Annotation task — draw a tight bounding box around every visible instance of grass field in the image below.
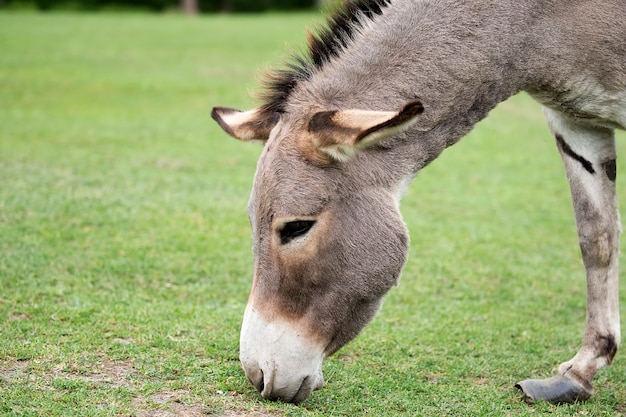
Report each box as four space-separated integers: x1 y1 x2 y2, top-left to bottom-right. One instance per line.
1 11 626 417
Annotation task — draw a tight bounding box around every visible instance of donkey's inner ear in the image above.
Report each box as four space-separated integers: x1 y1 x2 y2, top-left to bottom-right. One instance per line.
308 99 424 162
211 107 279 142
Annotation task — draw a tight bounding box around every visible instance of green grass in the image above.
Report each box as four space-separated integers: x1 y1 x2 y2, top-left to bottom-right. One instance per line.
1 11 626 417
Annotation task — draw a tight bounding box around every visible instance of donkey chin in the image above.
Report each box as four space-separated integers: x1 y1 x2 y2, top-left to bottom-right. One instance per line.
239 303 325 403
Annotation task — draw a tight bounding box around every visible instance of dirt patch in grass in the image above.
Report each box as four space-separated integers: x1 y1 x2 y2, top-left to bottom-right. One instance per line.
132 390 285 417
217 410 284 417
1 357 136 389
53 360 211 415
132 390 207 417
0 359 31 382
75 358 135 389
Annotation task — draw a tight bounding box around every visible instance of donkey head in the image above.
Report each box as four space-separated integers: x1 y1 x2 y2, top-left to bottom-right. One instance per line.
212 100 423 403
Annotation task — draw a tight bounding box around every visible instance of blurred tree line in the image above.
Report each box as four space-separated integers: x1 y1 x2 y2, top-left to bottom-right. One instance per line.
1 0 330 12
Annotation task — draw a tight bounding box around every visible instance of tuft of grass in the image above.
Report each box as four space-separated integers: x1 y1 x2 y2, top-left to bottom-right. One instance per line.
1 11 626 417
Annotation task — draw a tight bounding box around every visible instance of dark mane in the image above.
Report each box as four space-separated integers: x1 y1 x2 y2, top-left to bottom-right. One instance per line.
258 0 391 117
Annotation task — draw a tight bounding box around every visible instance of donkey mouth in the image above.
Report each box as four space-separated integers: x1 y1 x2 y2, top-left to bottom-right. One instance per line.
258 372 322 403
241 353 325 403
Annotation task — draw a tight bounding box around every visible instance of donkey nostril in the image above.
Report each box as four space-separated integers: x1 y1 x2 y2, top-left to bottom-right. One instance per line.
258 376 265 393
250 369 264 393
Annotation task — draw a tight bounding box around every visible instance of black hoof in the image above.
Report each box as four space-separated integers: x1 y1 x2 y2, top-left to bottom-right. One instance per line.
515 375 593 404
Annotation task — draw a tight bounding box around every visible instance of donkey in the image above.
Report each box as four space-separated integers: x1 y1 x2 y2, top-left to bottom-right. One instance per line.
211 0 626 405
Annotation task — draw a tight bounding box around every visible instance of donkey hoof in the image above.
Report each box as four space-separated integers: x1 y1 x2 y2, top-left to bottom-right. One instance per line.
515 375 593 404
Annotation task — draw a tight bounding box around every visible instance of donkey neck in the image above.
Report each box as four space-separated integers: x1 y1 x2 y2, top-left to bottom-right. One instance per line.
292 0 535 173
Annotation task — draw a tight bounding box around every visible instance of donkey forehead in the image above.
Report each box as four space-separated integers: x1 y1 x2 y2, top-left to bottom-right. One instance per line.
249 140 334 218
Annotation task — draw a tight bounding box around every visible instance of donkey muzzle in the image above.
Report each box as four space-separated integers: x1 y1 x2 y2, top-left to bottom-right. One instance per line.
239 303 325 403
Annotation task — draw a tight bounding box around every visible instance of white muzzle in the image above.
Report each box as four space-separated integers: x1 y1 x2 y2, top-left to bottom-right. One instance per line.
239 303 325 403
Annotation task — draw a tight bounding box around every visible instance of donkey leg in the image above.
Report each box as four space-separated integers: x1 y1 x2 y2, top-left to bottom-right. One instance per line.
516 108 621 404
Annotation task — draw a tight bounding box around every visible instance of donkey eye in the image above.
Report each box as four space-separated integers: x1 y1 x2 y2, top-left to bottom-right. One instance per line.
279 220 316 245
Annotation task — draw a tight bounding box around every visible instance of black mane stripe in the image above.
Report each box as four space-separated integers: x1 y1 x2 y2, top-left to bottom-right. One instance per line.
258 0 391 117
310 0 390 67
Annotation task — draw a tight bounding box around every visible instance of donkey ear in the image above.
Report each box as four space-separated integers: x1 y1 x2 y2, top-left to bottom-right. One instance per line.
211 107 279 142
308 100 424 161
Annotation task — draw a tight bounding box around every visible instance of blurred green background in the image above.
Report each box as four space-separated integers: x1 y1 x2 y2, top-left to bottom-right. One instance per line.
0 0 329 13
